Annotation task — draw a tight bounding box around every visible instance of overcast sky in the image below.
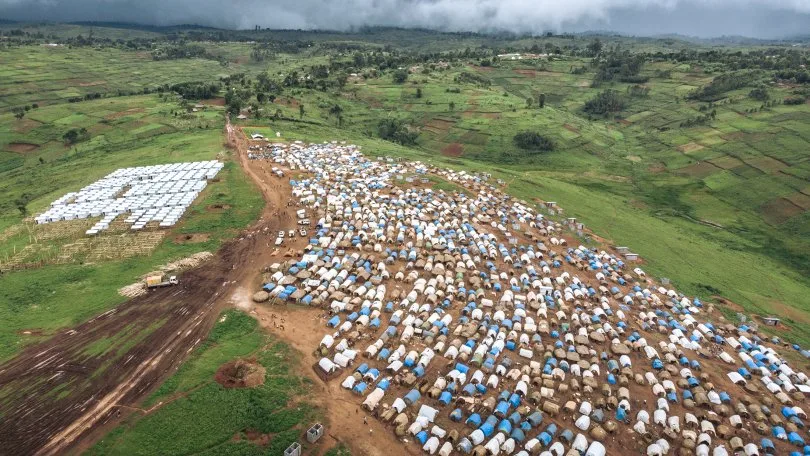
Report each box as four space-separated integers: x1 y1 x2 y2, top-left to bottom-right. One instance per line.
1 0 809 38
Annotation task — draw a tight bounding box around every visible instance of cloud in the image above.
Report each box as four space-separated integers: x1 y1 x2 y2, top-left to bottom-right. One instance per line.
1 0 809 38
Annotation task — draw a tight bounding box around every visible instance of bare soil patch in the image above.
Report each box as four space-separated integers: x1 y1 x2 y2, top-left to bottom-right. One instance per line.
563 123 580 134
617 118 632 126
173 233 211 244
677 142 705 153
79 80 106 87
761 197 805 225
105 108 145 120
441 143 464 157
206 203 232 212
676 161 720 178
13 118 42 133
274 97 301 108
214 358 266 388
471 65 494 72
202 97 226 106
6 142 40 153
424 117 454 132
513 68 539 77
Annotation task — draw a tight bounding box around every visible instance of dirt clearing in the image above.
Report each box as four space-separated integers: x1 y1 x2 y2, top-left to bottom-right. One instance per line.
677 142 705 153
173 233 210 244
441 143 464 157
13 118 43 133
6 142 40 153
761 197 805 225
201 97 226 106
214 359 266 388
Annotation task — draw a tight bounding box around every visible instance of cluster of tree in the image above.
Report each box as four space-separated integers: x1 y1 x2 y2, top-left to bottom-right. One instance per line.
748 87 770 101
513 131 554 152
168 82 221 100
648 48 809 73
392 69 409 84
62 127 90 144
525 93 546 108
150 43 209 61
250 44 276 62
455 72 491 88
583 90 626 116
591 47 647 86
67 92 104 103
377 118 418 145
224 87 253 115
570 66 588 75
784 96 807 105
774 70 810 84
688 71 760 102
11 104 37 119
680 110 716 128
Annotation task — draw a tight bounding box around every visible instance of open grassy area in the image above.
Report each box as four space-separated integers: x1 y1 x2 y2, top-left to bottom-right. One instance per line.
87 310 316 456
0 95 263 361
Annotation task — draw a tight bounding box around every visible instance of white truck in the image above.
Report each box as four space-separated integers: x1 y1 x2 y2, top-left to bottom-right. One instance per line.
146 274 178 289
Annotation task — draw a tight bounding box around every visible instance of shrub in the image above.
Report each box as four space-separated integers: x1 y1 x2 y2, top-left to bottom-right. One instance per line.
392 69 408 84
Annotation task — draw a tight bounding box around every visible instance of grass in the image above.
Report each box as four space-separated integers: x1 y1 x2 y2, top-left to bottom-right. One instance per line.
0 95 263 362
87 310 316 456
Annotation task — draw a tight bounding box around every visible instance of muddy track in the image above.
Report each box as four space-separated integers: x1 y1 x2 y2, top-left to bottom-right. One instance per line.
0 119 282 456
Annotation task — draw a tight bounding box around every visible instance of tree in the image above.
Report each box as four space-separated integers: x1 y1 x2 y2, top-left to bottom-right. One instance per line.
513 131 555 152
274 109 282 120
377 118 418 145
15 199 28 216
392 69 408 84
62 127 89 144
526 97 533 108
336 72 348 90
416 87 422 99
12 107 25 120
449 101 455 112
299 104 305 119
538 93 546 108
586 39 603 57
250 102 261 119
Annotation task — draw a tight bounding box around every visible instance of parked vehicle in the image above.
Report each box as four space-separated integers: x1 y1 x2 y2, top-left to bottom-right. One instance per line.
146 274 178 289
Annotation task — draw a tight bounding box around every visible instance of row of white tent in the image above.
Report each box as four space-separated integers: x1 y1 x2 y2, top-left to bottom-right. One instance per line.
35 161 222 233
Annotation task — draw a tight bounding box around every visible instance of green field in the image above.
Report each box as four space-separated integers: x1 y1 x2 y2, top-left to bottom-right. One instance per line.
87 310 317 456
